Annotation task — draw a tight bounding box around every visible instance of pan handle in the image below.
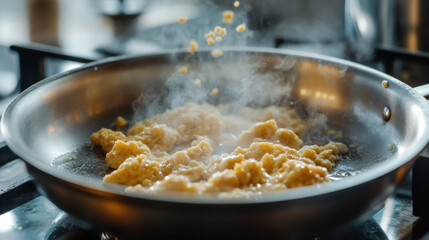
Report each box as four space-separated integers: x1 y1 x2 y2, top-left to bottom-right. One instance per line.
10 44 96 91
414 84 429 99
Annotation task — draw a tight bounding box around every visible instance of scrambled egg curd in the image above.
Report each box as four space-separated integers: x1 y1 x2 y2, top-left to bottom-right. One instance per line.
91 103 347 198
236 23 246 32
223 11 234 24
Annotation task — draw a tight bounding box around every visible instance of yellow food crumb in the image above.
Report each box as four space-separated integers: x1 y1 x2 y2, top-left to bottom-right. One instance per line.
179 66 188 74
223 10 234 24
214 26 227 36
205 31 215 39
193 79 202 87
382 80 389 88
214 26 222 34
103 154 163 186
105 140 150 169
210 88 219 96
236 120 302 149
188 40 198 54
234 1 240 7
236 23 246 32
177 16 187 24
92 103 348 198
215 36 222 42
207 38 215 45
127 124 179 153
211 49 223 58
387 143 393 150
219 28 227 36
115 116 127 130
91 128 126 152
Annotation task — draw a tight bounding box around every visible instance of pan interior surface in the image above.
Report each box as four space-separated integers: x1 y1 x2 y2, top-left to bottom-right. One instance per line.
2 48 428 202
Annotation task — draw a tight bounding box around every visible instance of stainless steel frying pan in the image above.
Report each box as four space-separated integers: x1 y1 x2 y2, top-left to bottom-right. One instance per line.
2 48 429 239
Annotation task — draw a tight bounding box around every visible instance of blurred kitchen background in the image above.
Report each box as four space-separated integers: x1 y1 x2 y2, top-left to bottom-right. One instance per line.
1 1 429 239
1 0 429 101
1 0 429 107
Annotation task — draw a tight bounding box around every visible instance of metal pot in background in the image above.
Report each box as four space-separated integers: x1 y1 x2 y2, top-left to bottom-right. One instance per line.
375 0 429 88
240 0 429 61
346 0 429 57
232 0 375 60
379 0 429 52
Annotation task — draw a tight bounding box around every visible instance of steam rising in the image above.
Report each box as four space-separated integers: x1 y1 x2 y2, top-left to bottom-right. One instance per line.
132 1 272 121
132 54 299 123
131 1 332 147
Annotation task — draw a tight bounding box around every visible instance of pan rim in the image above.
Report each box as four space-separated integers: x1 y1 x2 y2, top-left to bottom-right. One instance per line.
2 46 429 204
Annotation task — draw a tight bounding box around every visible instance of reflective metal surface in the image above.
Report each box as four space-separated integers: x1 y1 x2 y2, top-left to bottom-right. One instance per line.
380 0 429 52
0 194 99 240
2 48 429 238
374 196 417 240
1 173 427 239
